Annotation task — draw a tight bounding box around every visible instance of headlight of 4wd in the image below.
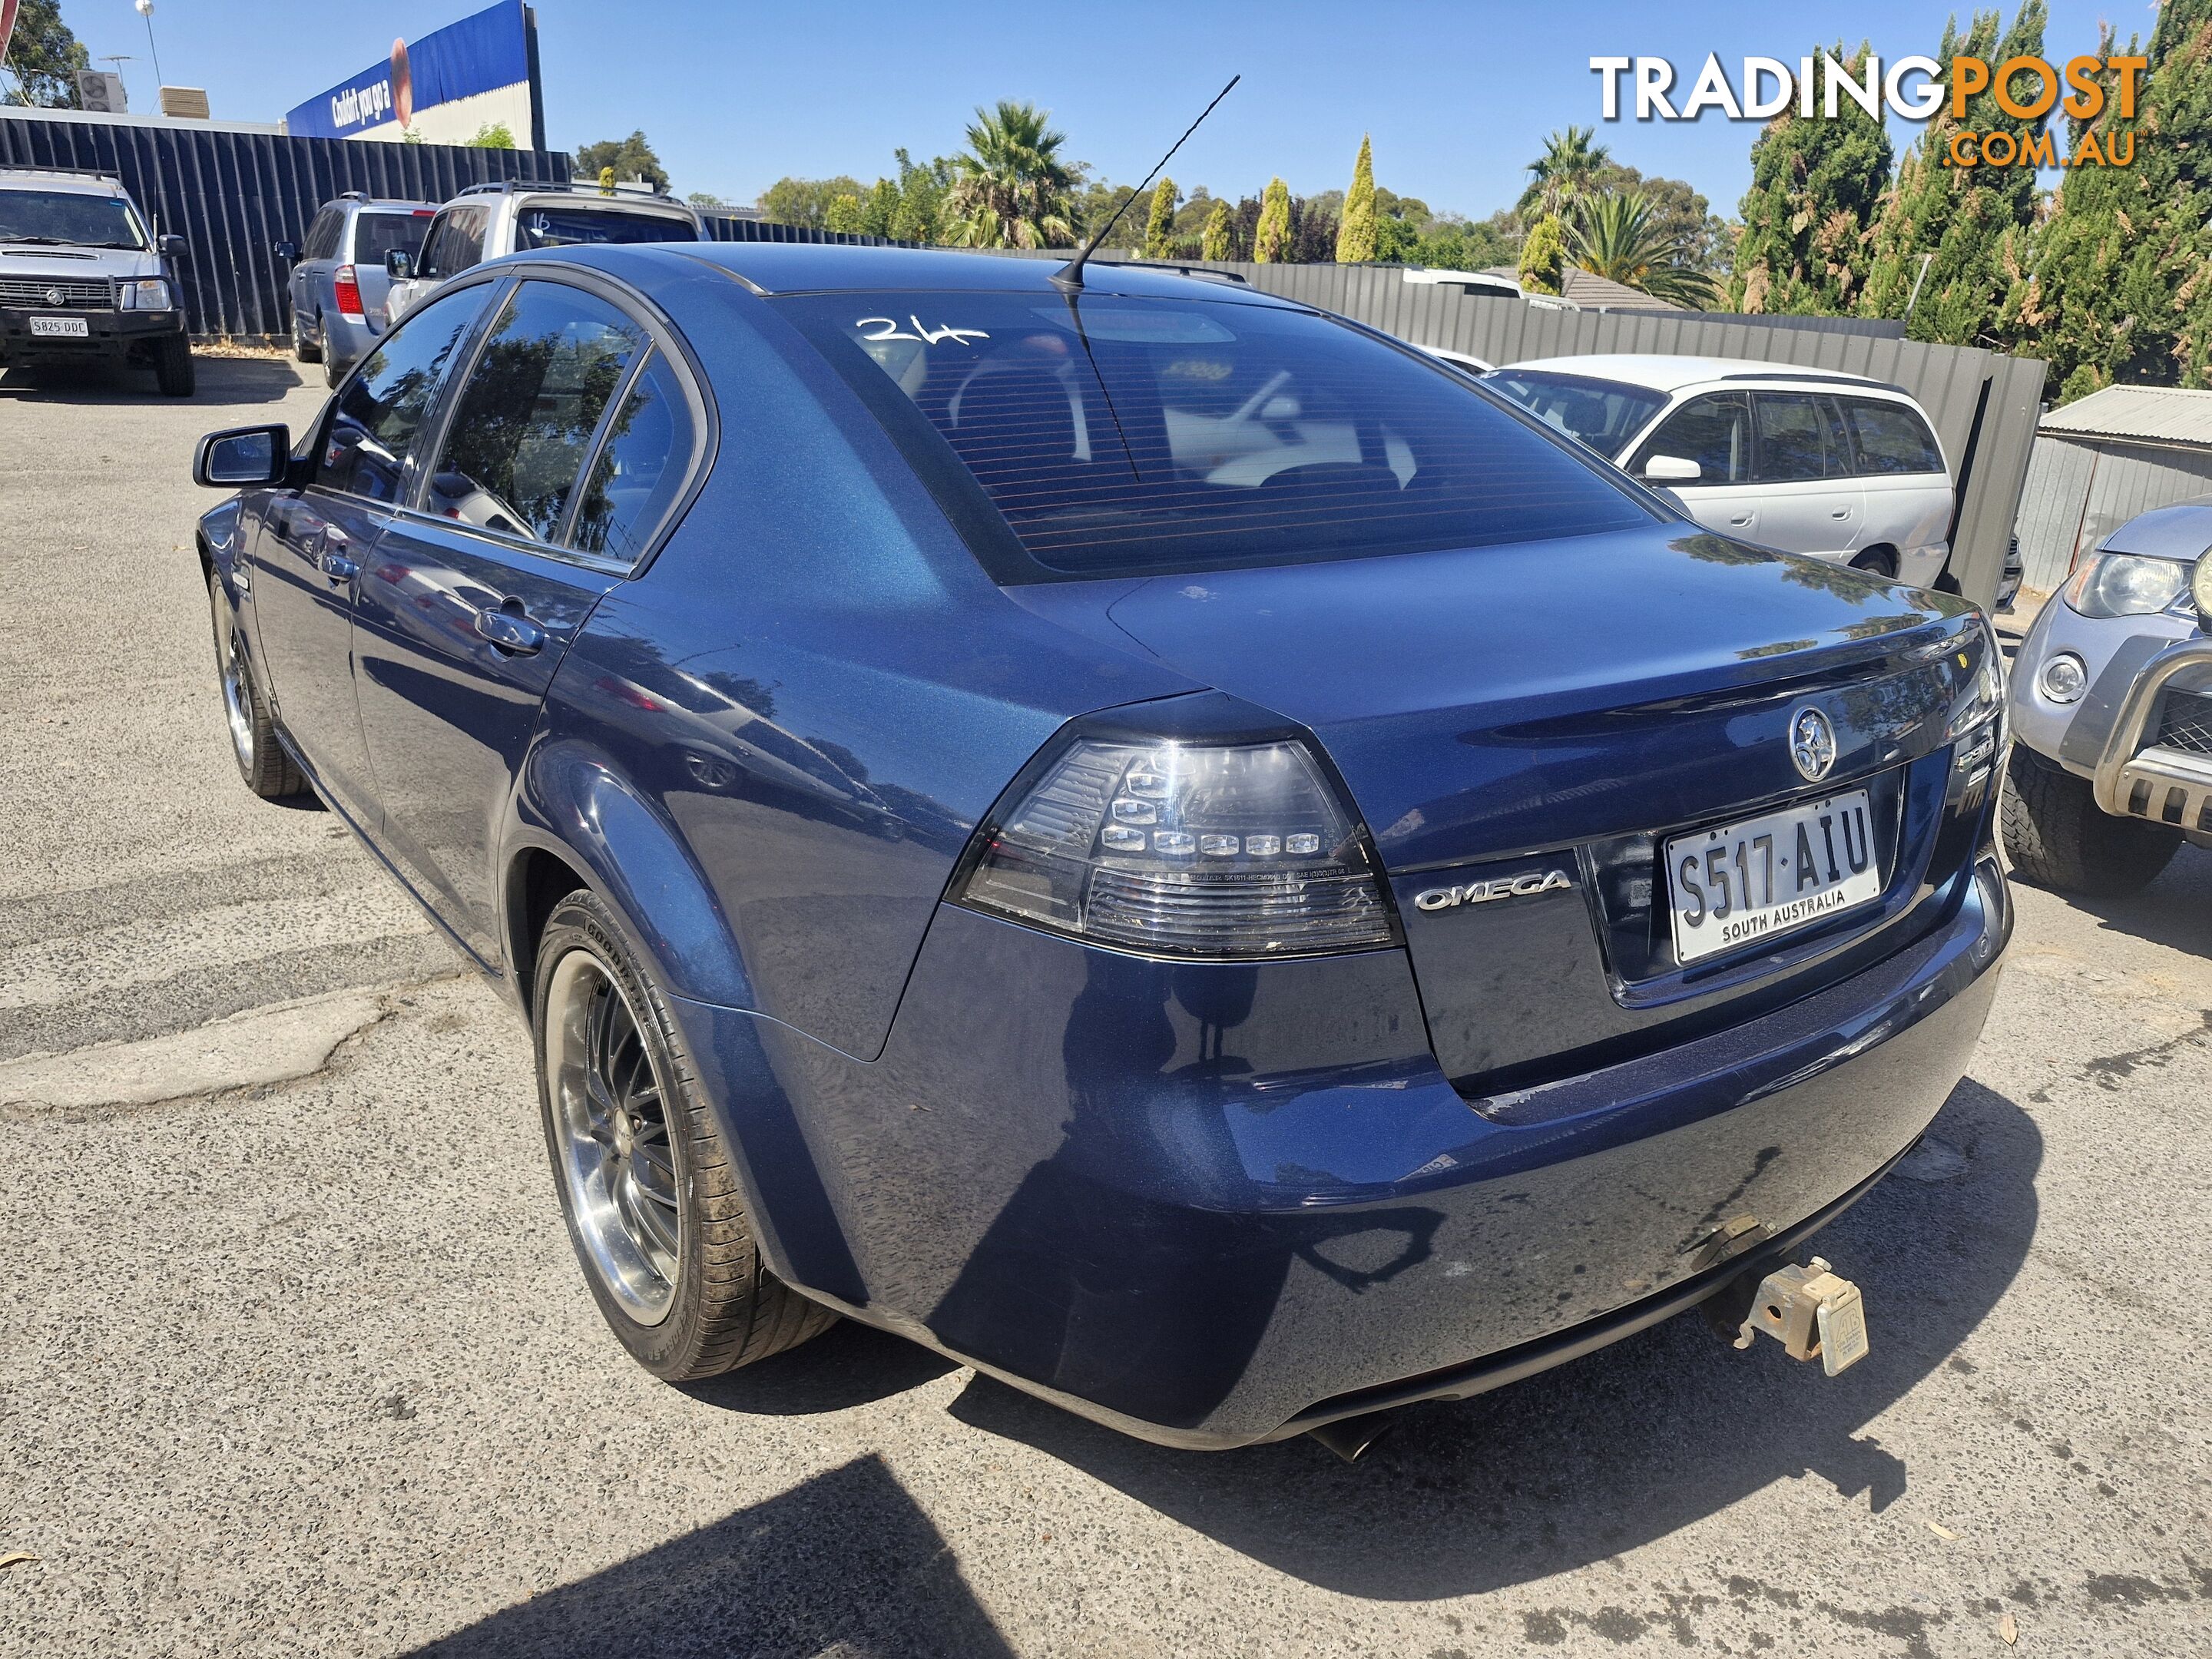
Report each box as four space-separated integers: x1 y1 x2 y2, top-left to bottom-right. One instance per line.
2064 550 2191 618
2194 552 2212 622
118 279 172 311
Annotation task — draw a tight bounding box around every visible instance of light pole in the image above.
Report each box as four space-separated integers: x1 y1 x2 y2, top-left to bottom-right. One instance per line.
134 0 165 92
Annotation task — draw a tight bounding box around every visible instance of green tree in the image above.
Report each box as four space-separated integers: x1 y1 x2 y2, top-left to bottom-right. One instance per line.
1518 126 1611 220
1860 5 2048 343
1200 197 1233 260
1518 214 1567 294
824 193 866 235
575 131 669 194
1 0 89 107
1589 162 1729 275
1729 45 1893 313
1143 176 1178 257
1253 177 1292 263
758 175 866 229
1568 191 1720 306
467 122 518 149
940 100 1079 249
1336 134 1378 263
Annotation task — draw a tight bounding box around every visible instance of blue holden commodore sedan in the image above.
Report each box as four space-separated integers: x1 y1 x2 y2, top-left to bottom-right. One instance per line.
190 243 2010 1451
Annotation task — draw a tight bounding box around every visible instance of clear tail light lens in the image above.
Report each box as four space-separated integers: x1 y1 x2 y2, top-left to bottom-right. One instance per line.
954 738 1396 958
333 264 363 317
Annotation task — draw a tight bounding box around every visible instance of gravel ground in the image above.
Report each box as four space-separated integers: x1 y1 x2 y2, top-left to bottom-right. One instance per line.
2 355 2208 1658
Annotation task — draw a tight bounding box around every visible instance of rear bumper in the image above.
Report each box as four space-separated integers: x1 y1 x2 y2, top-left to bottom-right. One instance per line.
669 856 2008 1450
0 306 181 359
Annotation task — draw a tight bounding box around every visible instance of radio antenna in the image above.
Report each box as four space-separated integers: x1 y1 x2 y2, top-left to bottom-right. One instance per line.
1052 74 1240 293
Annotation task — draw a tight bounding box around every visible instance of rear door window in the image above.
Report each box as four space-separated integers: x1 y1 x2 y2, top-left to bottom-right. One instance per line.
423 280 648 544
1753 392 1849 482
419 207 485 280
569 351 696 563
513 205 700 248
780 291 1654 581
316 285 489 503
1841 397 1945 475
303 208 341 261
1630 392 1751 482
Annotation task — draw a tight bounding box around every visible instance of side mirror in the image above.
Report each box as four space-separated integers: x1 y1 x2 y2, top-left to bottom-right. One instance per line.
385 250 413 280
158 233 189 260
273 239 299 263
1642 454 1703 482
193 424 290 488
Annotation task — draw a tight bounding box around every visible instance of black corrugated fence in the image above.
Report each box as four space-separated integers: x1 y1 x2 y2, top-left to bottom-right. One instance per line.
0 111 571 340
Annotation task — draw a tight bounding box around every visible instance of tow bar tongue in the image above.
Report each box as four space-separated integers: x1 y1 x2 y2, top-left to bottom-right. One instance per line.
1731 1258 1871 1376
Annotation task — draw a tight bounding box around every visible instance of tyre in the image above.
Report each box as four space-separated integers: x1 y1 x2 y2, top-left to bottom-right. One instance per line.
294 312 322 364
154 333 195 397
321 333 346 390
1849 546 1899 578
207 569 306 799
532 889 835 1380
2000 744 2180 896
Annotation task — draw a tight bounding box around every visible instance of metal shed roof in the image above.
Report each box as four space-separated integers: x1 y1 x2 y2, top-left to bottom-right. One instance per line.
2038 383 2212 449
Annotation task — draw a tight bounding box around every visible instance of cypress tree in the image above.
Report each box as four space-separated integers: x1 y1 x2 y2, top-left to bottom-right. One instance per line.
1336 134 1379 263
1143 177 1179 257
1729 43 1894 313
1518 214 1566 295
1201 198 1233 261
2018 0 2212 397
1860 5 2048 341
1254 177 1292 263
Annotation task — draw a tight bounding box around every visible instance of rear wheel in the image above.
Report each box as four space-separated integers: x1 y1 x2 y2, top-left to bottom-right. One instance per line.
294 310 323 363
1849 546 1899 578
320 324 346 389
2000 744 2179 896
154 333 195 397
533 889 834 1380
207 569 305 799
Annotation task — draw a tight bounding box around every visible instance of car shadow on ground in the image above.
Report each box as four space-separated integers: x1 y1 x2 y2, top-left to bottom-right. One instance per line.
2023 843 2212 961
0 353 303 405
413 1078 2036 1655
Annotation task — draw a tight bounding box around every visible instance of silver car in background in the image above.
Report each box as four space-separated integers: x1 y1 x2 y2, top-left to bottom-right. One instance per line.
2003 500 2212 894
273 194 435 387
1488 355 1958 586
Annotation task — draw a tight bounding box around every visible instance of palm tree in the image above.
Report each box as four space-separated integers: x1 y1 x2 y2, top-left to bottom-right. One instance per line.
940 101 1079 250
1517 126 1612 220
1566 191 1720 308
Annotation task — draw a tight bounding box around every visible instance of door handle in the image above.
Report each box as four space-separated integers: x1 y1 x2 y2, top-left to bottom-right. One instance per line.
1727 513 1754 526
473 604 545 656
320 553 359 584
1830 508 1853 518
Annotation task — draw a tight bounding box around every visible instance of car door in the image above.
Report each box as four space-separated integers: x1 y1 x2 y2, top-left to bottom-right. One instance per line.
1747 391 1864 560
353 276 693 963
292 207 336 333
250 284 495 820
1626 391 1758 540
1837 395 1953 584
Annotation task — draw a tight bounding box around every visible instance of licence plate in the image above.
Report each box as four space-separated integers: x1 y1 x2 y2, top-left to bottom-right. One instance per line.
1665 788 1881 964
28 315 89 337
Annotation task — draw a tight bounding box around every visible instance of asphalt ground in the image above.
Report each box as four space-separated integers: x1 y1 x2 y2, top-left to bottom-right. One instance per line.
2 354 2208 1659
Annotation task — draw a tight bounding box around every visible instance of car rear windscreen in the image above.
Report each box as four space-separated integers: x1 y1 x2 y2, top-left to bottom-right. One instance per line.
779 291 1655 580
1482 370 1667 459
515 206 700 249
353 210 432 267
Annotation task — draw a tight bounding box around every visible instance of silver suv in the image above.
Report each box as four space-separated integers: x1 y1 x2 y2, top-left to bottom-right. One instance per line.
383 180 702 326
0 165 194 396
273 193 435 388
2003 501 2212 894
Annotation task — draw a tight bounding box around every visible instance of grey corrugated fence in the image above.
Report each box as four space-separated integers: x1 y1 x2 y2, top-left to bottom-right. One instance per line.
0 111 571 340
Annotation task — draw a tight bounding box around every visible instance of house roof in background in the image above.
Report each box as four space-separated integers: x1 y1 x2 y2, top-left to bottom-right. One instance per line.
2040 384 2212 449
1476 265 1680 311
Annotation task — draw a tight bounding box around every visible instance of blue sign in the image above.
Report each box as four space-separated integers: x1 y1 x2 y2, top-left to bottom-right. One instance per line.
286 2 534 142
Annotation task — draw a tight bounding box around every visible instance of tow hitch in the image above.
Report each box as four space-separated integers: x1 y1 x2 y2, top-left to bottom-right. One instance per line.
1728 1257 1870 1376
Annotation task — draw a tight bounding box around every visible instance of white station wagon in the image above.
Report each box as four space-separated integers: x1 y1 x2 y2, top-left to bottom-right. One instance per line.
1487 355 1957 586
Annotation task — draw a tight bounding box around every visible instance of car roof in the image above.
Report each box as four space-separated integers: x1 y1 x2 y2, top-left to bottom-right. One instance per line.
340 198 435 213
658 240 1306 303
1504 353 1912 397
0 167 126 197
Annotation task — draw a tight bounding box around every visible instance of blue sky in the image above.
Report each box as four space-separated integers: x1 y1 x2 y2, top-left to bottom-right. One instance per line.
63 0 2146 219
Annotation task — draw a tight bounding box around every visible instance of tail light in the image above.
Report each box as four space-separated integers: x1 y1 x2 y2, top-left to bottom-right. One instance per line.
953 733 1396 959
333 264 363 318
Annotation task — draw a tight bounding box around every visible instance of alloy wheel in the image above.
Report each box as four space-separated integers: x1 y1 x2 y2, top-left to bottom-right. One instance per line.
545 949 682 1324
215 614 256 773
